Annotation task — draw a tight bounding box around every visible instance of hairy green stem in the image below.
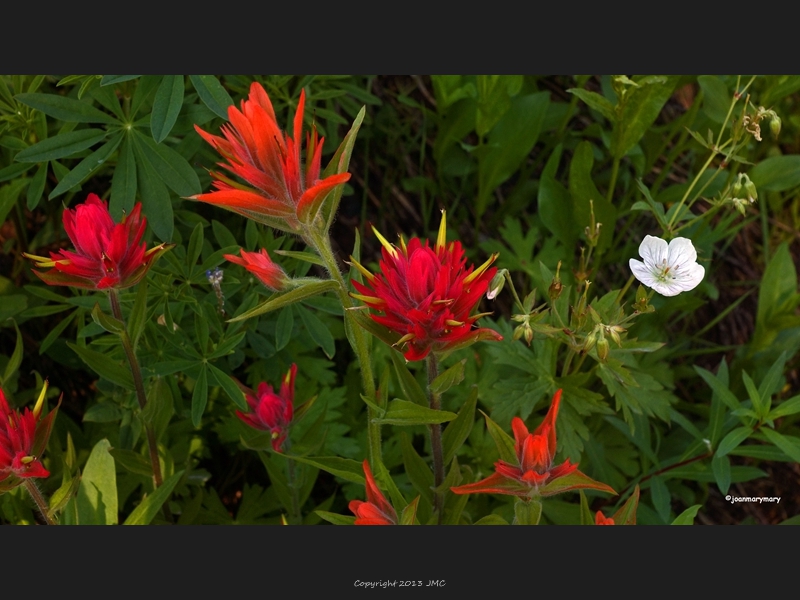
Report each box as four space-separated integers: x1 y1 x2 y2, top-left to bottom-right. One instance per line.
426 353 445 523
307 227 381 468
24 479 54 525
109 289 165 490
284 444 302 525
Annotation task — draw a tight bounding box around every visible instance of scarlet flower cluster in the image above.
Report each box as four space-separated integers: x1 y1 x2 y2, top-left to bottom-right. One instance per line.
236 364 297 452
1 383 58 491
224 248 288 291
24 194 171 291
350 213 501 361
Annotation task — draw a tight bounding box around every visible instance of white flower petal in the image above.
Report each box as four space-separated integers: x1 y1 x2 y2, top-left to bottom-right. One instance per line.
629 258 659 288
671 263 705 293
638 235 668 268
667 237 698 267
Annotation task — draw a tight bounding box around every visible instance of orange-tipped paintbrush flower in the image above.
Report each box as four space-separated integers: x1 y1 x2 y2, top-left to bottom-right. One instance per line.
193 82 350 233
451 390 616 499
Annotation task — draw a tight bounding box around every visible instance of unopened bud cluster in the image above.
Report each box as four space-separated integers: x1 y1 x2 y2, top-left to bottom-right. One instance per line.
728 173 758 216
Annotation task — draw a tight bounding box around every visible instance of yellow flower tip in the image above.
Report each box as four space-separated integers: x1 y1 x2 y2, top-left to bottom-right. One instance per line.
371 226 398 259
20 456 36 465
33 379 49 418
393 333 416 347
399 234 407 256
470 311 494 321
463 253 499 285
432 299 455 306
445 319 464 327
280 514 289 525
351 293 385 306
347 257 375 283
271 431 280 440
436 210 448 252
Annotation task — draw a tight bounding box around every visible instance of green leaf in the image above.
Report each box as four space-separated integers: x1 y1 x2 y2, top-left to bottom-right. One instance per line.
755 243 799 340
76 439 118 525
514 498 542 525
697 75 731 124
322 106 366 231
760 429 800 463
109 448 153 477
128 278 149 351
297 304 336 358
429 359 466 395
716 426 752 457
315 511 356 525
749 155 800 192
758 351 787 409
481 410 517 464
191 365 208 427
538 144 577 247
101 75 141 86
26 162 47 209
15 92 119 124
123 470 184 525
568 140 616 251
373 399 457 426
389 350 428 408
67 341 134 390
133 129 201 197
400 433 434 505
141 376 175 440
275 305 294 352
612 76 678 158
287 455 365 485
228 280 339 322
132 134 173 242
189 75 234 119
151 75 185 143
476 91 549 218
741 371 764 418
671 505 701 525
694 365 740 411
567 88 616 122
442 385 478 466
0 162 33 184
15 129 107 162
712 454 731 495
768 395 800 419
91 302 126 335
110 135 137 219
49 133 123 199
208 363 247 410
1 321 24 385
186 222 204 272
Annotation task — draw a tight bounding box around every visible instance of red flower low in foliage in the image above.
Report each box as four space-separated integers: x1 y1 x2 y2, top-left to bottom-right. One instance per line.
349 460 398 525
236 364 297 452
193 82 350 232
451 390 616 499
350 211 502 361
595 511 615 525
224 248 288 291
24 194 172 290
0 382 59 492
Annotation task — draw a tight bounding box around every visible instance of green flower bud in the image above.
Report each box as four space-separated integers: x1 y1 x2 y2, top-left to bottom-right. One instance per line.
596 337 610 362
770 115 781 138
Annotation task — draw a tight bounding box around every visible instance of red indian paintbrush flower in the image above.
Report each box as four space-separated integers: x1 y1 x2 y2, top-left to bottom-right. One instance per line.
595 511 615 525
349 460 398 525
192 82 350 232
451 390 616 499
24 194 172 290
236 364 297 452
224 248 288 291
350 211 502 361
0 382 59 492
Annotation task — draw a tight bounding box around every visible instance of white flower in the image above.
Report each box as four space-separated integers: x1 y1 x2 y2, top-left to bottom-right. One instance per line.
629 235 705 297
